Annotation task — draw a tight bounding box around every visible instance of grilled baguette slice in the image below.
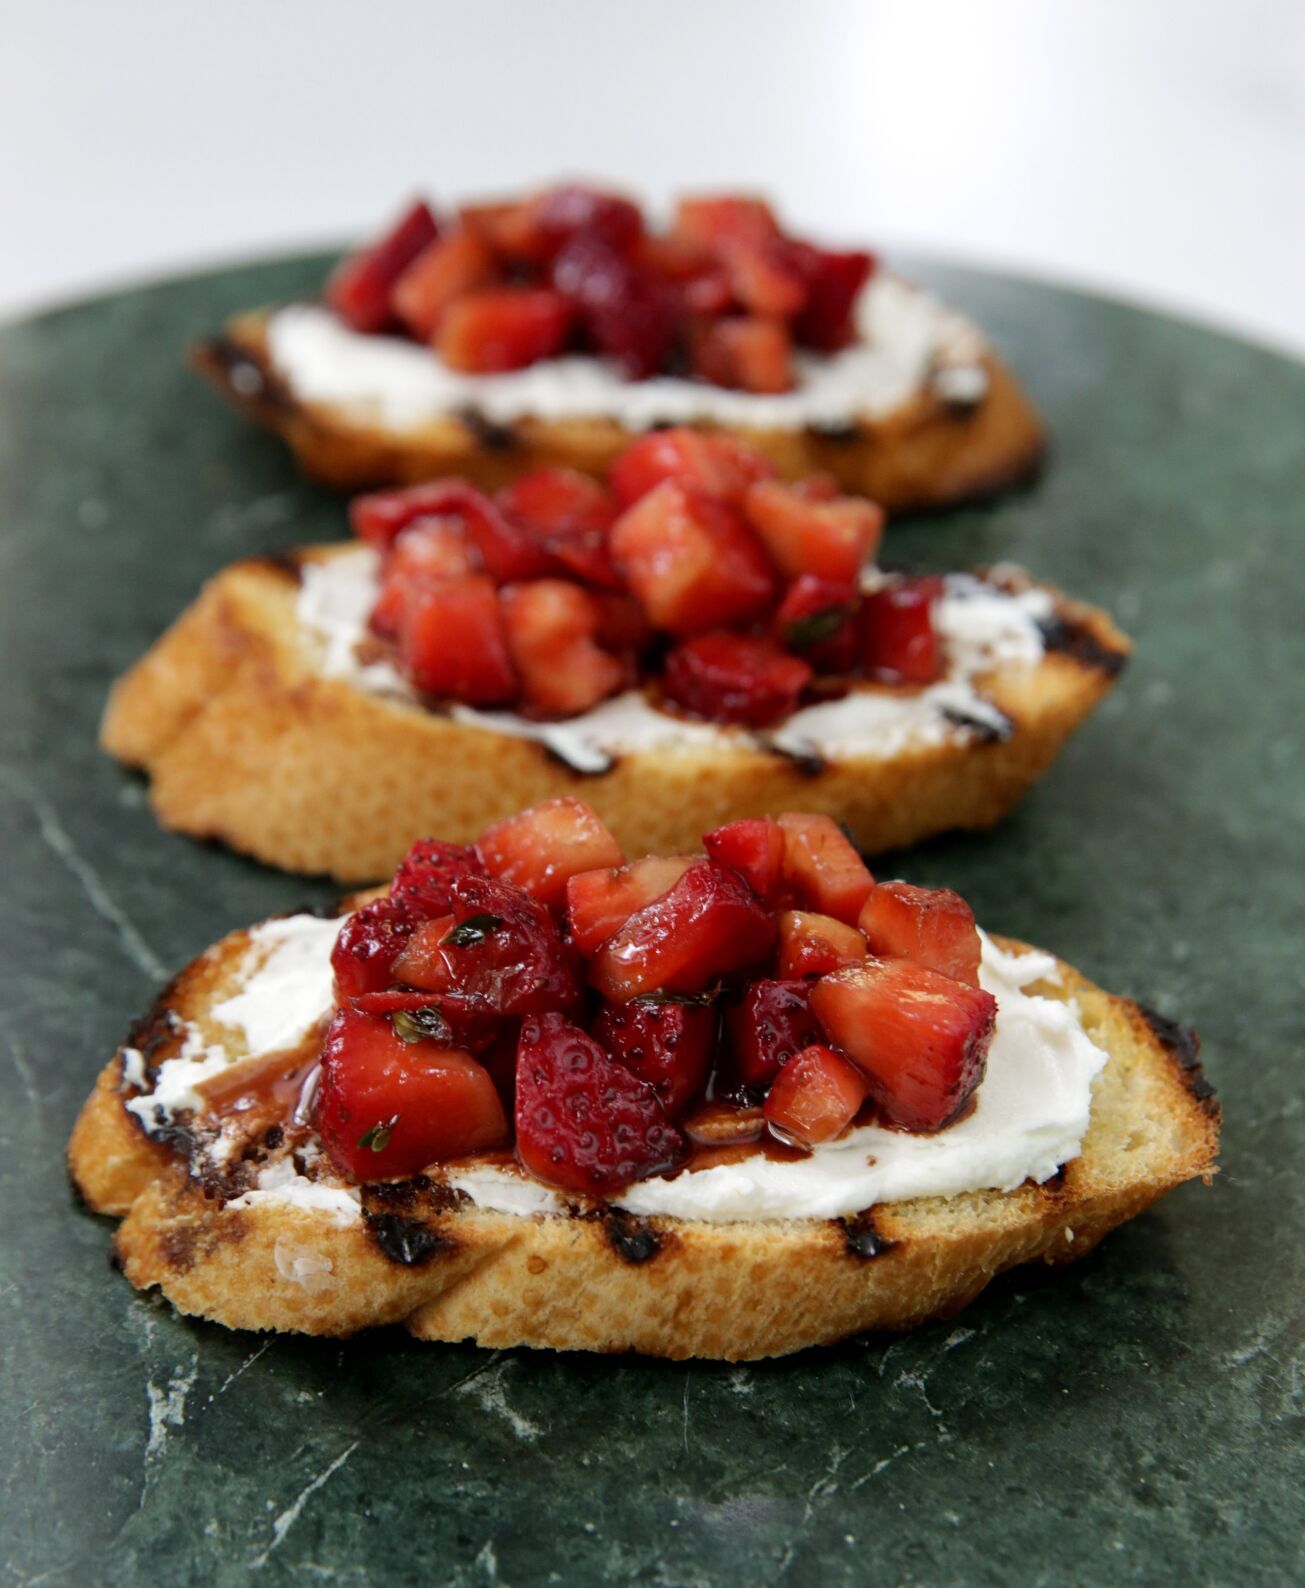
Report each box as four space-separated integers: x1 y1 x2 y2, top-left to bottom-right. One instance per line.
195 310 1045 512
100 547 1128 883
69 920 1218 1360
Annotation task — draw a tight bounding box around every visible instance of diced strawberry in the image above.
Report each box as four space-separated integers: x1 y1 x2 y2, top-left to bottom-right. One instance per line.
437 288 572 374
790 245 874 351
391 228 499 341
399 574 516 705
609 428 775 509
392 875 580 1017
810 959 997 1132
369 519 479 639
719 241 807 319
777 910 866 979
588 859 775 1002
861 576 944 685
500 580 625 716
689 316 793 393
515 1012 684 1194
673 196 782 250
316 1008 508 1181
592 591 653 659
725 979 823 1089
458 199 552 266
391 838 487 917
858 882 982 988
744 480 884 583
478 797 623 911
609 482 777 635
763 1044 868 1149
331 897 417 999
661 632 811 727
326 200 440 334
350 479 553 581
533 184 644 257
496 468 619 588
777 813 875 924
565 855 695 956
551 233 676 379
348 987 501 1056
702 816 786 903
592 998 716 1119
681 269 735 316
772 575 860 673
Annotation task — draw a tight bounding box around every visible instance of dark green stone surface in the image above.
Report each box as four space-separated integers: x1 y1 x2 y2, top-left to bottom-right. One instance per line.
0 254 1301 1586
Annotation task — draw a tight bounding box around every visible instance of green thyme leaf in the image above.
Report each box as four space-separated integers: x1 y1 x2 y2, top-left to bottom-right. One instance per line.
785 605 853 653
391 1005 453 1045
441 913 504 948
357 1114 400 1153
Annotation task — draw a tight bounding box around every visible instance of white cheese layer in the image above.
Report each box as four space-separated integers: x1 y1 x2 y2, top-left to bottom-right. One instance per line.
296 549 1052 769
124 918 1106 1227
264 274 989 433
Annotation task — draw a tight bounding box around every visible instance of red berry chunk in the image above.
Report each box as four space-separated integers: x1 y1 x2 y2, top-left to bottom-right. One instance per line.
592 998 716 1119
532 184 644 258
496 468 620 589
390 838 487 917
763 1044 869 1148
316 1008 508 1180
437 288 572 374
702 816 786 903
810 959 997 1132
791 245 875 352
500 580 625 716
347 987 501 1056
777 813 874 924
610 482 777 635
720 241 807 320
674 196 782 251
773 574 860 673
399 574 516 705
392 228 498 341
609 428 776 509
392 876 580 1017
725 979 823 1089
689 316 793 393
861 576 944 685
331 897 416 999
744 480 883 583
326 200 440 334
352 479 552 583
514 1012 684 1194
565 855 695 957
589 860 775 1002
552 233 677 379
459 199 553 266
369 519 479 639
777 910 866 980
478 797 623 912
661 632 812 728
858 882 982 988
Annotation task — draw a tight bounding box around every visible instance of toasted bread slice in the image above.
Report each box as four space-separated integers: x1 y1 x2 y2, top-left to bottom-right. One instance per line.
68 915 1218 1359
100 547 1127 883
195 308 1045 512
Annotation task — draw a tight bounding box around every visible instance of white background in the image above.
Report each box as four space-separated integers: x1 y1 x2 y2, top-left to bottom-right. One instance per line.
4 0 1303 354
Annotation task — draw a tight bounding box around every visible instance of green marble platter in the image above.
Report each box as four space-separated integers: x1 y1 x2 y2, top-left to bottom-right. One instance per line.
0 254 1301 1586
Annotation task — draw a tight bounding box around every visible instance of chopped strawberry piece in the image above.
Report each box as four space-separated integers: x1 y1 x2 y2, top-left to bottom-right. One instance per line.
437 288 572 374
661 632 811 727
496 468 619 588
399 574 516 705
810 959 997 1132
392 875 580 1017
861 576 944 685
458 199 552 266
350 479 553 581
725 979 823 1089
790 245 874 351
777 813 874 924
681 269 735 316
689 316 793 393
515 1012 684 1194
391 228 499 341
551 233 676 379
777 910 866 979
744 480 884 583
763 1044 868 1149
609 482 777 635
858 882 982 988
391 838 487 917
588 859 775 1002
565 855 695 956
316 1008 507 1181
348 987 501 1056
326 200 440 334
592 590 653 659
719 241 807 319
609 428 775 509
500 580 625 716
592 998 716 1119
772 574 860 673
369 519 479 639
702 816 786 903
331 897 417 999
478 797 623 911
533 184 644 257
673 196 782 250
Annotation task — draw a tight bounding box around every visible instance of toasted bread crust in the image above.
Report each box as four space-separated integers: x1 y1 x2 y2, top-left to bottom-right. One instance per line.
100 548 1127 882
194 310 1046 512
68 926 1218 1359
